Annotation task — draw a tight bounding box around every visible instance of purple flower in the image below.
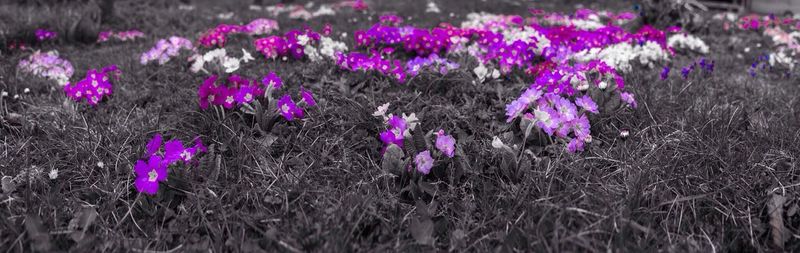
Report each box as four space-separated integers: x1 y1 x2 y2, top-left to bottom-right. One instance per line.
300 87 316 107
574 95 598 114
277 95 303 121
163 139 185 164
134 155 167 195
680 66 691 79
660 66 670 80
262 72 282 90
620 92 638 108
234 85 256 104
414 150 434 175
567 138 585 153
435 130 456 158
146 134 162 157
553 96 578 121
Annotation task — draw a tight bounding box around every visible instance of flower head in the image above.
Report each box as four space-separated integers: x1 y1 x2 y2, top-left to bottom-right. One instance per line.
300 87 316 106
435 130 456 158
134 155 168 195
414 150 434 175
574 95 598 114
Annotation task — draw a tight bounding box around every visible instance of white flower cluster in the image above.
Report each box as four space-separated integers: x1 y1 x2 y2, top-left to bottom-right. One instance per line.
426 1 440 13
190 48 254 73
769 48 796 70
461 12 517 32
304 36 349 62
573 41 669 73
473 63 501 84
667 33 710 54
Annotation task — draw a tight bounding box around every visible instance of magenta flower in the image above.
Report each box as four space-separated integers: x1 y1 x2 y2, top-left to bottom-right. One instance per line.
234 85 257 104
262 72 282 90
277 95 303 121
574 95 598 114
300 87 316 107
434 130 456 158
163 139 185 164
414 150 434 175
35 29 57 41
145 134 163 157
134 155 167 195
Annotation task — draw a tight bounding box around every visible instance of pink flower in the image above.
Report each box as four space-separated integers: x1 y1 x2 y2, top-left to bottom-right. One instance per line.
435 130 456 158
414 150 434 175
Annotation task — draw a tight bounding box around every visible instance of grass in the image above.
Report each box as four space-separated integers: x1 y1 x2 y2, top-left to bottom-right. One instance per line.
1 0 800 252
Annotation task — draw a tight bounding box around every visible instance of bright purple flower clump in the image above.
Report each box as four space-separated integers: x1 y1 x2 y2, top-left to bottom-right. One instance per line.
198 74 265 109
63 65 120 105
134 134 205 195
35 29 57 41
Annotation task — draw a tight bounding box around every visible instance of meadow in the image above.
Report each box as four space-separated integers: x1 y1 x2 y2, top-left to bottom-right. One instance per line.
1 0 799 251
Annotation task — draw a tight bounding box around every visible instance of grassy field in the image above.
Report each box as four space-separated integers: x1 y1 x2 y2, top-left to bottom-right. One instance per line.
1 0 800 252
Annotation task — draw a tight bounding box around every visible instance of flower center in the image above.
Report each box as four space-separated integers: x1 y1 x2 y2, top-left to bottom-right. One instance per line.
180 150 192 161
148 169 158 182
244 93 252 101
281 104 290 113
226 96 234 104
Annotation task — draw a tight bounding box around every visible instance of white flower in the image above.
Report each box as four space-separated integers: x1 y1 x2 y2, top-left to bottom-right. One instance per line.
667 34 709 54
241 49 254 63
297 34 310 46
373 102 391 118
221 57 240 73
190 54 206 73
473 63 488 83
426 1 440 13
48 169 58 180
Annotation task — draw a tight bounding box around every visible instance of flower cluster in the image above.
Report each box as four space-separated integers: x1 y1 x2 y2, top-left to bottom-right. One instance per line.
190 48 254 74
140 36 195 65
35 29 57 41
276 88 316 121
572 40 669 73
134 134 206 195
406 54 460 76
198 74 265 109
18 50 74 86
335 51 407 81
63 65 120 105
97 30 145 43
198 18 280 48
253 28 322 60
667 33 709 54
678 58 715 79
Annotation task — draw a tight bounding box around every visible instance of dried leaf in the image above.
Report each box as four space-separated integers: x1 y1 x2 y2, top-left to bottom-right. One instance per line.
409 215 434 246
381 144 405 176
2 176 15 193
25 214 52 252
69 206 98 242
768 193 787 249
